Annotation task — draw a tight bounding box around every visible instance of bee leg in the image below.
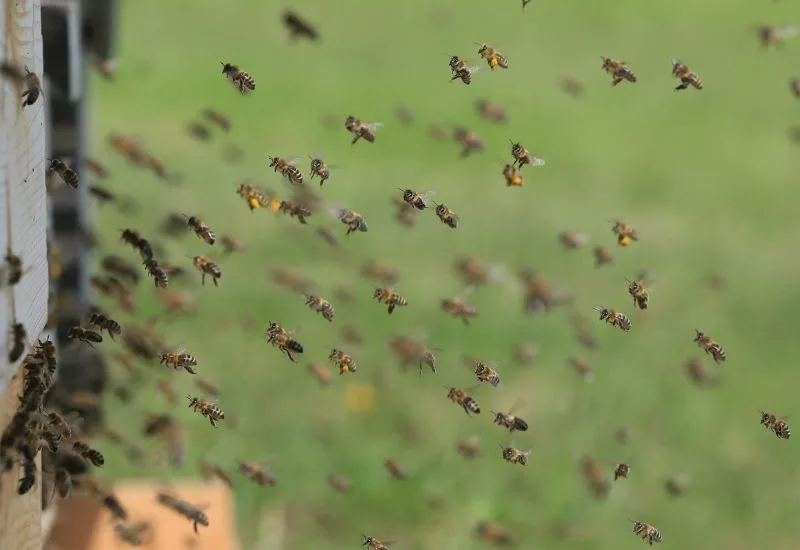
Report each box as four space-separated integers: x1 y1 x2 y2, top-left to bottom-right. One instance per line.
461 317 470 327
209 417 216 427
286 351 295 362
675 82 688 91
200 273 206 286
387 304 396 315
611 77 622 87
193 521 199 534
351 135 360 145
212 276 219 287
462 405 471 415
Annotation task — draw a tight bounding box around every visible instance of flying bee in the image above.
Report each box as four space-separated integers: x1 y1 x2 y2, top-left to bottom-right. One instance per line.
384 458 407 480
309 156 335 186
8 322 27 363
309 363 332 385
192 256 222 287
449 55 481 85
444 385 480 415
600 57 637 86
268 155 304 185
157 493 209 534
203 109 231 131
509 140 545 169
331 206 368 235
593 306 631 332
757 24 797 47
399 188 435 211
327 474 352 493
500 443 529 466
453 127 485 157
514 342 539 365
391 194 416 227
265 321 304 361
593 245 613 267
1 63 41 106
221 62 255 93
760 411 791 439
47 158 79 189
160 347 198 374
558 231 587 249
579 454 610 498
283 10 319 41
345 116 383 144
685 358 719 388
304 294 335 322
693 330 726 363
360 261 400 285
791 79 800 98
614 462 631 480
492 402 528 432
502 163 524 187
143 258 169 288
471 360 501 387
220 235 247 256
89 312 122 340
433 202 460 229
363 536 393 550
67 326 104 348
474 98 507 123
187 395 225 427
115 522 153 546
475 522 515 546
328 348 357 375
239 461 276 486
183 215 216 245
610 220 639 246
440 289 479 325
664 475 689 497
73 441 105 467
120 228 154 260
631 520 663 545
626 276 652 310
236 183 270 211
475 43 509 69
277 200 312 224
671 59 703 91
454 256 505 287
373 287 408 314
568 355 595 382
456 435 481 459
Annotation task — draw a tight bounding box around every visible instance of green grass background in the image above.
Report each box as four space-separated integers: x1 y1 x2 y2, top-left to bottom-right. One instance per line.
88 0 800 548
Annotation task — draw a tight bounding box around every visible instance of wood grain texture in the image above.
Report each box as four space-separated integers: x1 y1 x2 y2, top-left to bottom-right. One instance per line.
0 0 47 548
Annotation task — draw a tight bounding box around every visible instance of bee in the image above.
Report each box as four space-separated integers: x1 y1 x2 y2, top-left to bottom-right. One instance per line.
391 195 417 228
109 133 147 165
1 63 41 106
522 0 532 9
236 183 270 211
685 358 719 388
331 206 368 235
73 441 105 467
327 474 352 493
475 522 515 546
328 348 357 375
510 140 545 169
159 348 198 374
89 312 122 340
362 535 392 550
671 59 703 91
67 326 104 348
444 386 480 415
219 235 246 257
475 43 509 70
791 78 800 98
593 245 613 267
88 185 118 205
309 363 332 385
474 98 507 123
304 294 335 322
472 360 501 387
610 220 639 246
499 443 529 466
268 156 304 185
559 232 587 249
398 188 434 211
757 24 797 48
453 127 485 157
283 10 319 41
203 109 231 131
183 215 215 245
309 156 334 186
456 435 481 459
449 55 481 85
156 379 177 405
157 492 209 533
693 330 726 363
141 258 168 289
373 287 408 315
277 200 312 224
664 475 689 497
115 522 153 546
627 276 652 310
221 62 255 93
502 163 524 187
8 322 27 363
568 355 595 382
384 458 406 480
345 116 383 144
631 520 663 545
53 468 73 499
513 342 539 365
120 228 154 260
560 76 585 97
492 403 528 432
18 460 36 495
360 261 400 285
187 395 225 427
85 157 110 179
600 57 637 86
614 462 631 480
239 461 276 486
429 124 448 141
579 454 610 498
47 158 79 189
454 256 505 287
440 291 479 325
433 203 460 229
192 256 222 287
760 411 791 439
265 321 304 361
593 306 631 332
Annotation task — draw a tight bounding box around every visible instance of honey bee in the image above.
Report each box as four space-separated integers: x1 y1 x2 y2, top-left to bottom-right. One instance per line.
143 258 169 288
440 290 478 325
120 228 154 260
513 342 539 365
159 347 198 374
384 458 406 480
115 521 153 546
610 220 639 246
791 78 800 98
626 276 652 310
502 163 524 187
568 355 595 382
630 520 663 545
109 133 147 165
453 127 484 157
157 492 209 533
67 326 104 348
360 261 400 285
760 411 791 439
309 156 334 186
579 454 610 498
373 287 408 314
73 441 105 467
327 474 352 493
328 348 357 375
331 206 368 235
53 468 73 499
283 10 319 41
304 294 335 322
456 435 481 459
522 0 532 9
391 195 416 228
693 330 726 363
398 188 435 211
499 443 529 466
757 24 797 47
475 43 509 70
685 358 719 388
203 109 231 131
600 57 637 86
614 462 631 480
183 215 215 245
187 395 225 427
239 461 276 486
1 63 41 106
277 200 312 224
309 363 332 385
474 99 507 123
268 156 304 185
472 360 501 387
593 306 631 332
221 62 255 93
236 183 270 211
362 535 392 550
453 256 505 287
444 385 480 415
475 521 515 546
265 321 304 361
47 158 79 189
560 76 585 97
510 140 545 169
558 231 587 249
593 245 613 267
219 235 246 257
192 256 222 287
671 59 703 91
89 312 122 340
664 475 690 497
449 55 481 85
433 203 460 229
429 124 448 141
85 157 110 179
8 322 27 363
345 116 383 144
492 402 528 432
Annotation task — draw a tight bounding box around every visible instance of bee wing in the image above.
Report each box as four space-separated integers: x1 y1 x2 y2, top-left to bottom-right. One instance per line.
486 263 507 283
530 156 546 167
287 157 300 166
419 190 437 206
327 205 349 221
468 65 482 74
459 284 477 299
364 122 384 132
778 24 798 40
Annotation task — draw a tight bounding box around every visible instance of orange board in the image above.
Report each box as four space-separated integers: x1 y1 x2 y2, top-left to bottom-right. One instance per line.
46 480 238 550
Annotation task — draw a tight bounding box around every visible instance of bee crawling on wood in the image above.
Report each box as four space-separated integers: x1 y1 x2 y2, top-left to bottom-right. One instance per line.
156 492 209 534
601 57 637 86
187 395 225 427
1 62 41 106
499 443 529 465
67 326 104 348
693 330 726 363
221 61 255 94
593 305 631 332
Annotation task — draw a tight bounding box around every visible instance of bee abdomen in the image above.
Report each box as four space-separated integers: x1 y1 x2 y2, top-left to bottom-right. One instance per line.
466 398 480 414
288 340 304 354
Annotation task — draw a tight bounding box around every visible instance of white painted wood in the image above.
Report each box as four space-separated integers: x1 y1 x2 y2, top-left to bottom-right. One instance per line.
0 0 48 395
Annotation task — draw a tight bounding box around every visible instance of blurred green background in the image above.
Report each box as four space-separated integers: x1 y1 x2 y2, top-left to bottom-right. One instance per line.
89 0 800 548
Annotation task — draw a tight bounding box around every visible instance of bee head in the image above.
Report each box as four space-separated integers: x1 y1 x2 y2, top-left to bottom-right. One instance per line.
448 56 460 69
221 62 233 74
434 203 447 217
401 189 414 202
